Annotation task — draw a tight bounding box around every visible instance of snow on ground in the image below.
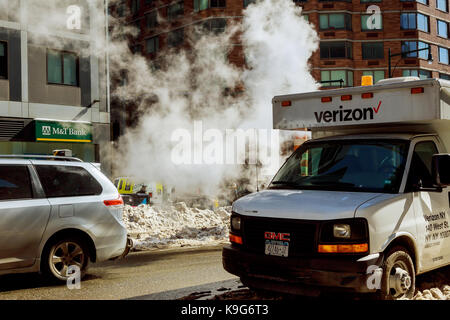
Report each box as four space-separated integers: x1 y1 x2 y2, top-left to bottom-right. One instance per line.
412 266 450 300
123 203 231 250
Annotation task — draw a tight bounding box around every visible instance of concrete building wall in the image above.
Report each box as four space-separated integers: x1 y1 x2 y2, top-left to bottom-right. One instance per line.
0 80 8 101
0 0 112 175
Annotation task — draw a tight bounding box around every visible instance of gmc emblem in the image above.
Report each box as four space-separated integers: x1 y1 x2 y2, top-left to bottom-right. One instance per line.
264 232 290 241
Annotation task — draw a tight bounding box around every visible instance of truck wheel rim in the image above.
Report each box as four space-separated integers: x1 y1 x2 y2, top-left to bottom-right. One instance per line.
388 261 412 298
50 242 85 278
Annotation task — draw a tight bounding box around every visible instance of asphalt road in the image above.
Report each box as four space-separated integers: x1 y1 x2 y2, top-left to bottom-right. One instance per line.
0 245 238 300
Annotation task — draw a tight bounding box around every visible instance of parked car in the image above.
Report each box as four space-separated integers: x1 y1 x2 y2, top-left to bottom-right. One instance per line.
0 155 130 282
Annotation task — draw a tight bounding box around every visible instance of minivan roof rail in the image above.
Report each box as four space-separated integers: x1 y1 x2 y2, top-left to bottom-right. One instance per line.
0 155 83 162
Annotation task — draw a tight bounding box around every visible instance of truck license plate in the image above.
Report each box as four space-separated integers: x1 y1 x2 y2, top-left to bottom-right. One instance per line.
265 240 289 257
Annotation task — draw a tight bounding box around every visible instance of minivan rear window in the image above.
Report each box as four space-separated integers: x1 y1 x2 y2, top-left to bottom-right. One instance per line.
35 165 103 198
0 165 33 200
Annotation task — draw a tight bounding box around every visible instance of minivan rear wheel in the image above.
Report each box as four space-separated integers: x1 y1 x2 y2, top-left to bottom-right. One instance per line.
42 237 89 282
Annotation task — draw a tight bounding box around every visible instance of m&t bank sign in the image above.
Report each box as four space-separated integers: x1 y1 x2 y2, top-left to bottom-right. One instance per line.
35 120 92 143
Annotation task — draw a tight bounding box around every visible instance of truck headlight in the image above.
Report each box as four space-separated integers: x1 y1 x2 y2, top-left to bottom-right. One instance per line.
319 218 368 243
231 216 241 232
333 224 351 239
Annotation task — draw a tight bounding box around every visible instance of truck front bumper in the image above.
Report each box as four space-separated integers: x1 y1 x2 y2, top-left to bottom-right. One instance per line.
222 245 383 296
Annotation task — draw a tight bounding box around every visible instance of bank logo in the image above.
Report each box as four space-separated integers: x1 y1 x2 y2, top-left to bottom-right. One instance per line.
42 126 52 136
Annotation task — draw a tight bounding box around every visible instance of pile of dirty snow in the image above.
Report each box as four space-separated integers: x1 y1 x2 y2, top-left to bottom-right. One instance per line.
123 203 231 250
411 266 450 300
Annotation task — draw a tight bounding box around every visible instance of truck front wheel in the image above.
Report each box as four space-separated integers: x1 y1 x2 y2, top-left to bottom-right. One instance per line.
378 246 415 300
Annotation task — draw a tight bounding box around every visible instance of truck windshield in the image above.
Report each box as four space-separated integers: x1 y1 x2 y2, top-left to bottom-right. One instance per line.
270 139 409 193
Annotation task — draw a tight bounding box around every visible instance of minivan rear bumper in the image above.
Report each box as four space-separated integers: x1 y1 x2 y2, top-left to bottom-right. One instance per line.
95 224 128 261
222 245 383 295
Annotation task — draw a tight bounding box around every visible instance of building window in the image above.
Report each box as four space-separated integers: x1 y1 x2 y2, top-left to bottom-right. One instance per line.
167 29 184 47
320 41 352 59
146 11 157 28
319 13 352 30
132 44 142 54
400 13 416 30
303 14 309 22
131 0 140 15
321 70 353 87
244 0 256 7
203 18 227 34
134 19 141 35
0 42 7 79
117 3 126 17
437 20 448 38
437 0 448 12
361 14 383 31
145 36 159 54
362 70 385 84
362 42 384 59
194 0 208 11
401 41 430 59
417 13 429 32
401 13 429 32
47 50 79 86
210 0 226 7
440 73 450 80
439 47 449 64
194 0 225 10
400 0 428 3
402 69 431 79
168 2 184 20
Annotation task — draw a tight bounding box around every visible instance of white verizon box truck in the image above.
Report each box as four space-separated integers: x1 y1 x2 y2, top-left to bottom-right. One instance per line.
223 77 450 299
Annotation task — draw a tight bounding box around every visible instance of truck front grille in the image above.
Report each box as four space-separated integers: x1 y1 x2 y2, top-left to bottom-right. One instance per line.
241 216 318 257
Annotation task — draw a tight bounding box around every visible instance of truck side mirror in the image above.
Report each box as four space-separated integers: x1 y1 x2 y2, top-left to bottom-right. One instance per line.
432 154 450 187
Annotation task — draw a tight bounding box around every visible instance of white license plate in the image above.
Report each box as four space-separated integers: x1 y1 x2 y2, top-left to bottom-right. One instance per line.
265 240 289 257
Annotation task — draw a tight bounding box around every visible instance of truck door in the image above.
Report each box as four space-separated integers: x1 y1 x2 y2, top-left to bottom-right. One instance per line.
407 139 450 272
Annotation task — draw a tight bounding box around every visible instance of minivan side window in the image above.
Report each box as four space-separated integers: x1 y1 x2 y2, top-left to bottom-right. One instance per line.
35 165 103 198
0 165 33 200
406 141 438 191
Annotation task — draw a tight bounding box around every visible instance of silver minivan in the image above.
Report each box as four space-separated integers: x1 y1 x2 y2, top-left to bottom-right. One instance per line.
0 156 128 282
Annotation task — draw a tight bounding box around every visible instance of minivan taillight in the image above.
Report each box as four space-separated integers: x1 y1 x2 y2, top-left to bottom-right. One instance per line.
104 196 124 206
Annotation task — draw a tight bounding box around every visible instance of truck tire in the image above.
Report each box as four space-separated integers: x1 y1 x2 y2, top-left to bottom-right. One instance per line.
41 237 89 283
378 246 415 300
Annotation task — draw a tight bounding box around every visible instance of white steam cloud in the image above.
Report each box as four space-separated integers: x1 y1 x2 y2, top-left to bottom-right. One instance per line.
0 0 318 199
112 0 319 198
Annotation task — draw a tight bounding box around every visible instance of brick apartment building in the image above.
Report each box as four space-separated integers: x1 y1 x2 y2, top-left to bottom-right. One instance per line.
109 0 450 133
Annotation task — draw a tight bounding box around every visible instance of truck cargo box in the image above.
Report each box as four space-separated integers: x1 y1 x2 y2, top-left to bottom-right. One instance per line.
273 78 450 133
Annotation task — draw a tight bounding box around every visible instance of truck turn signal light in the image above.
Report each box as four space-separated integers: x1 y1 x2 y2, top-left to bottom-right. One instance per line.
230 234 243 245
318 243 368 253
